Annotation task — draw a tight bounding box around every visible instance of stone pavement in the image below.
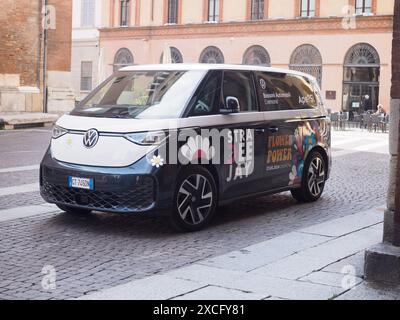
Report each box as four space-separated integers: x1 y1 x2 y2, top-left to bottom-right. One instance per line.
80 207 400 300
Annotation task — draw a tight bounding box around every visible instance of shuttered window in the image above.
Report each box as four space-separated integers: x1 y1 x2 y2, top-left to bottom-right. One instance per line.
168 0 179 24
81 0 95 27
81 61 93 91
208 0 220 22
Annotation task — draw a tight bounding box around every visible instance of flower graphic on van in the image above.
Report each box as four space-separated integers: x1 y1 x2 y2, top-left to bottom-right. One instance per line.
180 136 215 163
289 166 298 186
150 155 164 168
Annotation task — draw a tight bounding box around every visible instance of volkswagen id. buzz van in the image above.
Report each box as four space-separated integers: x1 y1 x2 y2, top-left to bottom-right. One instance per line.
40 64 331 231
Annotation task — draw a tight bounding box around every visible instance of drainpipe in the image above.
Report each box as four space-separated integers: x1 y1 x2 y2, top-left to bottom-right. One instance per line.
37 0 42 91
42 0 49 113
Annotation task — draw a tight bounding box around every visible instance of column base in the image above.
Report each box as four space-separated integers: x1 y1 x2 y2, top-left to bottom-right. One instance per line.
365 242 400 284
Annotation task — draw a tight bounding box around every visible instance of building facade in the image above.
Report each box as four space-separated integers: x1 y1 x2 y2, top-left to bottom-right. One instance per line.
71 0 110 100
0 0 74 114
98 0 394 113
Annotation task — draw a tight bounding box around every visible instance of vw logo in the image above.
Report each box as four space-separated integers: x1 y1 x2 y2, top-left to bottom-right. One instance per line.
83 129 99 149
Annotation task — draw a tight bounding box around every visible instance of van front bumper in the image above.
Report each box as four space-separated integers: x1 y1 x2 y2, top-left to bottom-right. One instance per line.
40 149 176 214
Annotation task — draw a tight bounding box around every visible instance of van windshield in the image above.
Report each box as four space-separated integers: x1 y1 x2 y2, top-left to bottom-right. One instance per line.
71 70 207 119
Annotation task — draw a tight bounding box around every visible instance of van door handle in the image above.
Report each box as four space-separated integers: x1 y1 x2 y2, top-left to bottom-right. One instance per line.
255 128 265 134
269 126 279 133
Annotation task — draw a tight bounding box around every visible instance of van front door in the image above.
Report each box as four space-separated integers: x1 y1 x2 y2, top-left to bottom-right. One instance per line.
218 70 267 199
182 70 267 201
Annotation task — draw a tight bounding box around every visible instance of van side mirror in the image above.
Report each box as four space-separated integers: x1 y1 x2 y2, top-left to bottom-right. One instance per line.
221 96 240 114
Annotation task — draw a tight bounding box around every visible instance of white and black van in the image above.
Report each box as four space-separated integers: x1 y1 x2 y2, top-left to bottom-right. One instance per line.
40 64 331 231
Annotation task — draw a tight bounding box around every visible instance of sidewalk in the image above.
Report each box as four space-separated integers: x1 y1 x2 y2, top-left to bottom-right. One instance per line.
80 207 400 300
0 113 58 129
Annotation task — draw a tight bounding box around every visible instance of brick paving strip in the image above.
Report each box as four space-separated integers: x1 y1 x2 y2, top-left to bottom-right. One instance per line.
0 204 59 222
0 165 39 174
79 207 396 300
0 183 39 197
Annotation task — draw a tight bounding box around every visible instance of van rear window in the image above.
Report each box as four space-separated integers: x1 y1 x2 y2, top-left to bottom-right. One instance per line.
255 72 318 111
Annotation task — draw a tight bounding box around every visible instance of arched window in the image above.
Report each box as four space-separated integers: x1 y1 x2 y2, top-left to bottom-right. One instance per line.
344 43 380 66
342 43 380 113
290 44 322 86
113 48 134 72
242 45 271 66
160 47 183 63
199 46 225 64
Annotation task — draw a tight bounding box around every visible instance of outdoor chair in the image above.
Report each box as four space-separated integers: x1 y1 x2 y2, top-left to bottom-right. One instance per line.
381 115 390 133
371 115 380 132
330 113 339 130
338 112 349 131
362 114 372 132
352 114 362 129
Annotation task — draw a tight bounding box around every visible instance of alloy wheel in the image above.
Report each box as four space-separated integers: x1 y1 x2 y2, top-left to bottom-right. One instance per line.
307 157 325 197
177 174 213 226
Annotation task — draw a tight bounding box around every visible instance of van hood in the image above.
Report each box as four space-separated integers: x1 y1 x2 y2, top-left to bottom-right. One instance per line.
51 114 172 167
56 114 180 133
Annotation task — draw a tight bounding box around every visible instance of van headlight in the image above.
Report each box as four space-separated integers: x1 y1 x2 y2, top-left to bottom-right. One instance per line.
125 131 167 146
52 125 68 139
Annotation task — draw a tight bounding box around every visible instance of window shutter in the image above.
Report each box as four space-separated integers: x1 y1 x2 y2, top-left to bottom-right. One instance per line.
81 61 93 91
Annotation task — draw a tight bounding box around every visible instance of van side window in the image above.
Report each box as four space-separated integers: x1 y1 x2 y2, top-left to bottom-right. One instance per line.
191 70 222 116
311 80 324 107
222 71 257 112
255 72 318 111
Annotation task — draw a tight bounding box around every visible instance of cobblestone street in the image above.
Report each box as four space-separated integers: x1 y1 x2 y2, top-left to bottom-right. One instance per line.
0 128 390 300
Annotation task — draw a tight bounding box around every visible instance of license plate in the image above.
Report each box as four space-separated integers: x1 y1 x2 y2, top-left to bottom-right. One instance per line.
68 177 94 190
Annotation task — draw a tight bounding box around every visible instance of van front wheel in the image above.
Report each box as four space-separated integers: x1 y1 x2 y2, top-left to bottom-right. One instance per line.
170 167 218 232
291 151 326 203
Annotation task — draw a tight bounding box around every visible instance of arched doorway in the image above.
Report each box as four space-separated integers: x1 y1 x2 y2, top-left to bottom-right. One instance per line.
242 45 271 66
113 48 134 72
342 43 380 113
289 44 322 86
199 46 225 64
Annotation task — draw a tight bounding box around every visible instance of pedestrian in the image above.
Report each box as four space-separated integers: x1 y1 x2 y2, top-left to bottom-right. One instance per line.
362 95 373 113
374 104 387 115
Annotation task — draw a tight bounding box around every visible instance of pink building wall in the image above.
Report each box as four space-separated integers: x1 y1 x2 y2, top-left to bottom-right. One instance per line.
100 31 391 112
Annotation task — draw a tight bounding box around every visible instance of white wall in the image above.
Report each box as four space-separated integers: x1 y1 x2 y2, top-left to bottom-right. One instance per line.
71 0 105 98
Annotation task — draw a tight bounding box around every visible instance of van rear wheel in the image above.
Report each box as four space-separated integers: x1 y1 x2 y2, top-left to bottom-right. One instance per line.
56 204 92 215
291 151 326 203
170 167 218 232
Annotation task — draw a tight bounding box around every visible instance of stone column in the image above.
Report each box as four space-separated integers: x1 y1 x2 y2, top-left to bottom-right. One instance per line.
383 100 399 244
364 0 400 284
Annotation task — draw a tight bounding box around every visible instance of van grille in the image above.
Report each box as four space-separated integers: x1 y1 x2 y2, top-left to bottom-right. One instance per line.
41 178 155 213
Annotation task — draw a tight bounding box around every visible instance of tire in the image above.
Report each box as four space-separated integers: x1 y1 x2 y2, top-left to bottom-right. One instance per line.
56 204 92 215
170 167 218 232
291 151 326 203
